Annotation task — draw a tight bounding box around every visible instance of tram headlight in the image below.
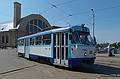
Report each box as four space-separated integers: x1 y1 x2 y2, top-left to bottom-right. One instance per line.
84 52 87 56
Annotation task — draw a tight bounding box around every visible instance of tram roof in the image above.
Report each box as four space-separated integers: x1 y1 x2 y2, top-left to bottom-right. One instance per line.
18 25 89 40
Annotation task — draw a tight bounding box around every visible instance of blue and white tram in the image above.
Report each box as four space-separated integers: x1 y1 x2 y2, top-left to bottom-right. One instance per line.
17 25 96 68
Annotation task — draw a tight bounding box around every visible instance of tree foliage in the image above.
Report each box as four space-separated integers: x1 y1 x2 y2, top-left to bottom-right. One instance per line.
111 42 120 49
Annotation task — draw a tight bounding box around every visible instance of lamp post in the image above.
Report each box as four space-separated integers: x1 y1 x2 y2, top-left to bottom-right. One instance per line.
91 9 96 44
91 9 95 38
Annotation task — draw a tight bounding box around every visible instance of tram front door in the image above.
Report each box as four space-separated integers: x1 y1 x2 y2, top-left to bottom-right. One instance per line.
54 33 68 66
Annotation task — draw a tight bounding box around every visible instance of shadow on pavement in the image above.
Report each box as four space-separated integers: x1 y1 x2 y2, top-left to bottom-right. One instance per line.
55 64 120 76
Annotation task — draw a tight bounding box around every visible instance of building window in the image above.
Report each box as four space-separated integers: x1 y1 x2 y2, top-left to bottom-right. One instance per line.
6 35 9 43
42 22 45 28
34 19 37 25
29 19 43 34
46 25 48 28
34 26 37 33
25 19 49 37
30 25 33 34
30 20 34 24
38 20 42 28
26 24 29 35
2 36 4 43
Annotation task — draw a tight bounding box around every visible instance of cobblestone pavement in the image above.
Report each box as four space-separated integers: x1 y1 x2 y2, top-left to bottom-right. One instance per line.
0 48 119 79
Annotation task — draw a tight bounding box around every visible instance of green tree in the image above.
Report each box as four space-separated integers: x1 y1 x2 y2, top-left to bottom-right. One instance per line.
117 42 120 48
111 42 118 49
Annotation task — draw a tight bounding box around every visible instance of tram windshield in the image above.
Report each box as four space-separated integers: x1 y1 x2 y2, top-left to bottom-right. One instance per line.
71 31 94 45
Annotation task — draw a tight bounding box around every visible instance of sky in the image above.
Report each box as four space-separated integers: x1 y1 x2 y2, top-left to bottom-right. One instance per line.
0 0 120 43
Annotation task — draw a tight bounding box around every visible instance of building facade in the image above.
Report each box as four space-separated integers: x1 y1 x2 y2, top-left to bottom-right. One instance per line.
17 14 51 38
0 22 17 47
0 2 58 48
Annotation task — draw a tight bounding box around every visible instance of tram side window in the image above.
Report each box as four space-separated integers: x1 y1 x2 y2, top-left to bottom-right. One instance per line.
30 38 35 45
36 36 42 45
43 34 51 45
18 39 24 46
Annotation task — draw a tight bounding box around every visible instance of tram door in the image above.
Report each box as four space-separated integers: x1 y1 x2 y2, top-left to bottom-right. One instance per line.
24 39 30 58
54 33 68 66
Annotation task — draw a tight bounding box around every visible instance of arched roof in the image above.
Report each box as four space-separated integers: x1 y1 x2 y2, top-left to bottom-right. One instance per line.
18 14 51 30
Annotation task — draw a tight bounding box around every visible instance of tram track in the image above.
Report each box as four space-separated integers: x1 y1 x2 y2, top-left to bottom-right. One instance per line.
0 64 38 75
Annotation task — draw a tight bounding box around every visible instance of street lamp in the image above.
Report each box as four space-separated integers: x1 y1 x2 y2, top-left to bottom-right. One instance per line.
91 9 95 38
91 9 96 44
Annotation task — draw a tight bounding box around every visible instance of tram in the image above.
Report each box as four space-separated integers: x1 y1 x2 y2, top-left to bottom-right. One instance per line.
17 25 96 68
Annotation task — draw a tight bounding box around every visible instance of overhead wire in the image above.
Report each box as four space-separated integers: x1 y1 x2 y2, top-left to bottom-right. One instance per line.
40 0 120 26
40 0 78 14
95 4 120 12
54 4 120 25
56 0 79 6
42 0 78 26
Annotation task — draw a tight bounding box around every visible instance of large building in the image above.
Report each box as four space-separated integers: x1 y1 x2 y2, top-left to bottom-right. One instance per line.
0 2 59 47
0 22 17 47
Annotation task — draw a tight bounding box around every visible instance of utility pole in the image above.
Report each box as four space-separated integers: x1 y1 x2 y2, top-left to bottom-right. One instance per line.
91 9 95 38
91 9 96 44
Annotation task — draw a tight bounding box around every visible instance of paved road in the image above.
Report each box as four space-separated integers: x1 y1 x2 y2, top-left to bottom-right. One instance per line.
0 48 120 79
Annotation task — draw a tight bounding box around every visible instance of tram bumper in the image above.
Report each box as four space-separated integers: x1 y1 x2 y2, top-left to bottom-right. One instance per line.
68 57 96 68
